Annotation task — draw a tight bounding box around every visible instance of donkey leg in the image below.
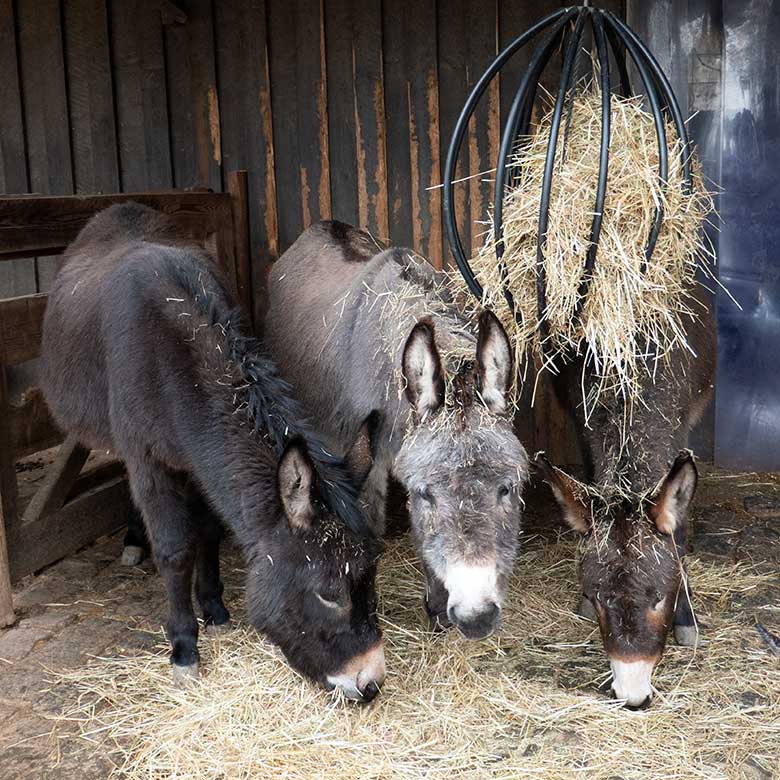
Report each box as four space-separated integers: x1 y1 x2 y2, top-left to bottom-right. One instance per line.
421 562 452 632
576 595 598 621
121 504 148 566
188 487 230 634
673 525 699 647
127 459 200 679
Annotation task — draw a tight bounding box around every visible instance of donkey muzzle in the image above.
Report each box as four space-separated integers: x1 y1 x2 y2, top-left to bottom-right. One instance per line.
443 562 502 640
326 641 386 702
448 601 501 639
610 656 657 708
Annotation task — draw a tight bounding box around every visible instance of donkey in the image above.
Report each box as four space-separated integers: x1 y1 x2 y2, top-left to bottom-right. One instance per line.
40 204 386 701
264 221 528 640
535 290 716 708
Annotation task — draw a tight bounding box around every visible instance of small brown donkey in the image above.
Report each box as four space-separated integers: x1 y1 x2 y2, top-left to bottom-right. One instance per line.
40 204 386 701
536 288 716 708
265 221 528 640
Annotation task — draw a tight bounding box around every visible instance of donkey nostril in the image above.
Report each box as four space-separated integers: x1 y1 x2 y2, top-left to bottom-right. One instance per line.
360 681 380 702
625 695 652 711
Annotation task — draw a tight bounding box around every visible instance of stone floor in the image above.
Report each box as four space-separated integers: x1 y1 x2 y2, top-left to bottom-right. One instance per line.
0 464 778 779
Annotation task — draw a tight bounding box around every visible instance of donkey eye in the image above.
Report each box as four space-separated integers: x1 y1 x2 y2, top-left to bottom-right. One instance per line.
418 487 435 505
498 483 512 499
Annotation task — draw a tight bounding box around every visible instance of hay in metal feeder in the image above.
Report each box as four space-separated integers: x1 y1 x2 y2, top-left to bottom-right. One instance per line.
443 4 717 399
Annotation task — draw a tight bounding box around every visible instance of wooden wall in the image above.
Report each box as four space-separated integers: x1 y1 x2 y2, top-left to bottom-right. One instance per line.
1 1 621 301
0 0 625 463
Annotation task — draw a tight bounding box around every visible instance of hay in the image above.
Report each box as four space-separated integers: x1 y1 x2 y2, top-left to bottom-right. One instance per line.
450 91 717 411
50 537 780 780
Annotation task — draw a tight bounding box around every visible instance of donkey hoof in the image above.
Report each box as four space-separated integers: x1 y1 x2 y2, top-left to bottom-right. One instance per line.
205 620 231 636
120 545 145 566
576 596 598 622
171 660 199 684
675 624 700 647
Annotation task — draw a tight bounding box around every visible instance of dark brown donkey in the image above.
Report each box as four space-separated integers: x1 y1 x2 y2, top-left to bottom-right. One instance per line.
536 289 716 708
40 204 386 701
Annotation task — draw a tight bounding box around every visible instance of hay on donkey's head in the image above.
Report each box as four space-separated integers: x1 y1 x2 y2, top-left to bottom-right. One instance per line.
51 537 780 780
452 91 716 408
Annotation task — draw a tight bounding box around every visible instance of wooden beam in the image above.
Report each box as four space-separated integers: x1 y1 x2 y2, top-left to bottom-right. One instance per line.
0 365 19 625
20 435 89 527
8 475 132 582
0 191 233 260
226 170 253 326
0 293 47 365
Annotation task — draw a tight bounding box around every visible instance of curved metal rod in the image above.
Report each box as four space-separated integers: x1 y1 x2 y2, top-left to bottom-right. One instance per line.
604 19 631 97
604 10 692 192
573 9 612 319
493 10 580 314
443 7 569 298
531 9 589 336
602 13 668 273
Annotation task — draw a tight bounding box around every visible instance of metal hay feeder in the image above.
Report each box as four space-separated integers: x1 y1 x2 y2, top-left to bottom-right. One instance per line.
443 5 693 338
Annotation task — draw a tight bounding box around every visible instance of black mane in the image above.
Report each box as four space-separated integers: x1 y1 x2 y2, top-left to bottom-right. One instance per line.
164 258 373 539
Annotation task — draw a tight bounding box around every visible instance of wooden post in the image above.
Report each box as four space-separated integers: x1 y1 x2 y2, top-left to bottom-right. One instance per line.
0 365 18 626
226 169 253 328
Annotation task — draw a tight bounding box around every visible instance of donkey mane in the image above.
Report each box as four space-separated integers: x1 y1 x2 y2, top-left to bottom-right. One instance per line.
154 224 373 539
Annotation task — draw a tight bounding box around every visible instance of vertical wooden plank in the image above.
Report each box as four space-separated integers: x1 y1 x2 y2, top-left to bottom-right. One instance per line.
438 0 500 265
17 0 74 293
0 0 35 297
110 0 173 191
324 0 359 228
0 365 19 626
382 0 442 267
63 0 121 194
164 0 222 190
214 0 277 328
267 0 331 252
227 170 253 325
498 0 562 128
437 0 471 262
325 0 387 239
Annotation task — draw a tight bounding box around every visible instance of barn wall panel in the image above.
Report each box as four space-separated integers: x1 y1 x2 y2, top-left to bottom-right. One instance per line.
0 0 35 296
0 1 630 466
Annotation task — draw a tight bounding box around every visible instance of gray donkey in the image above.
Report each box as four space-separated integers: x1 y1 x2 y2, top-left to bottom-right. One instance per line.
535 288 716 708
265 221 528 640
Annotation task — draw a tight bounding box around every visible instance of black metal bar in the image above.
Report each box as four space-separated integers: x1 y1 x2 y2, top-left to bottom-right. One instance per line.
531 9 589 336
604 19 631 97
573 9 612 319
602 13 668 273
493 9 579 315
605 10 692 192
442 7 569 299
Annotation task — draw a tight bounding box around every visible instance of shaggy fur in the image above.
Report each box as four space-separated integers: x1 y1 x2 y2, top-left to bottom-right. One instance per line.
537 291 716 703
264 221 529 639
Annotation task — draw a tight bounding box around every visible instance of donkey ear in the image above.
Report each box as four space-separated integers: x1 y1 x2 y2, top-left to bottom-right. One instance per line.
476 309 513 414
534 453 590 534
402 318 445 418
649 451 698 535
277 439 316 532
345 410 382 489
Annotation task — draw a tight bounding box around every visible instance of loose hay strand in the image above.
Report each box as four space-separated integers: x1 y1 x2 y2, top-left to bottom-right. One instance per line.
51 538 780 780
449 91 718 418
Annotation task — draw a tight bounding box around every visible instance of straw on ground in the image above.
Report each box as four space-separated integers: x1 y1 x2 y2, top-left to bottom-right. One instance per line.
50 536 779 780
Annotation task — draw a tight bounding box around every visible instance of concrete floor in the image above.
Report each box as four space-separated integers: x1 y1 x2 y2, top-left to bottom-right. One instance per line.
1 464 779 779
